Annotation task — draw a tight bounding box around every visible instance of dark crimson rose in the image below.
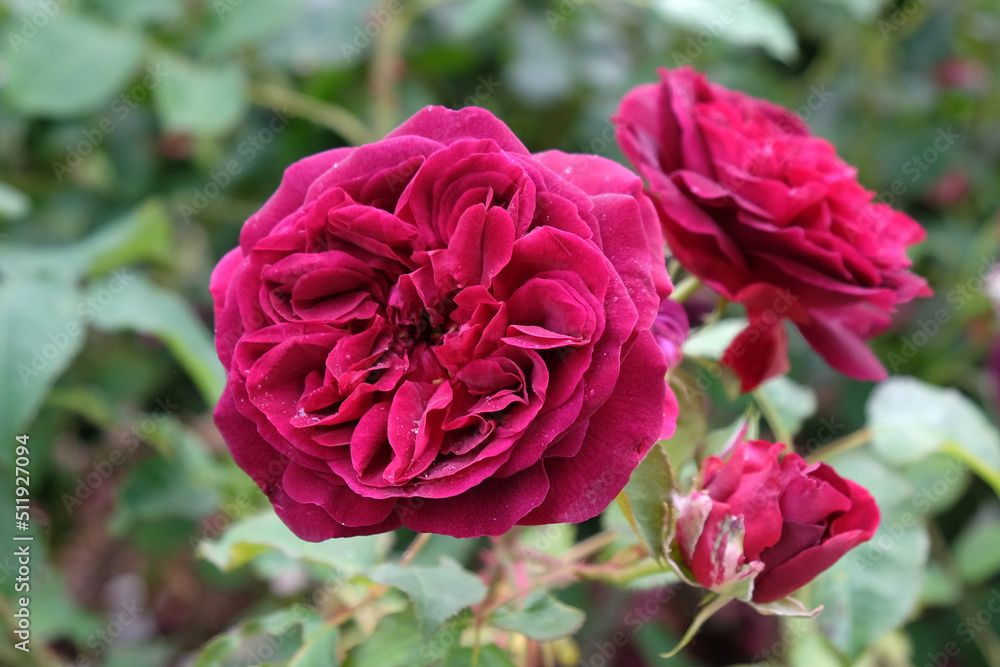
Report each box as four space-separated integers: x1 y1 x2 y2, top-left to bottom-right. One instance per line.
614 67 931 391
673 438 879 604
210 106 676 539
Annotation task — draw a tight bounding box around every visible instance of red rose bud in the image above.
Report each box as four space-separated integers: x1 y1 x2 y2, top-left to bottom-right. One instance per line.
614 67 931 391
672 438 879 603
934 58 991 93
211 106 676 539
925 170 971 209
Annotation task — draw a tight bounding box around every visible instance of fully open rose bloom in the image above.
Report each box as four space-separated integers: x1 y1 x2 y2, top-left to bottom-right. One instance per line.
672 437 879 604
614 67 931 391
211 106 676 539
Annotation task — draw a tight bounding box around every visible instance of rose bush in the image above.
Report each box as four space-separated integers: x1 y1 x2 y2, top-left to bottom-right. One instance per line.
210 106 676 539
672 437 879 604
614 67 931 391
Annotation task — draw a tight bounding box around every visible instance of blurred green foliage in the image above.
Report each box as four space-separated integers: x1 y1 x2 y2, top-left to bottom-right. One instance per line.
1 0 999 665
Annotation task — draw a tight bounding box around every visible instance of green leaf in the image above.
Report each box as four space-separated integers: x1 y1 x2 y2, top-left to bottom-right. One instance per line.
74 199 174 277
651 0 798 63
110 418 224 532
954 516 1000 585
662 372 708 470
682 318 746 360
0 199 174 281
920 561 961 607
3 14 145 116
520 524 576 557
89 274 225 404
202 0 300 56
348 609 424 667
753 376 817 443
199 511 389 574
287 624 338 667
818 0 894 21
444 645 516 667
867 377 1000 498
822 451 914 516
901 453 970 516
0 182 30 220
153 54 247 136
104 642 175 667
193 605 322 667
369 557 488 636
93 0 185 25
0 276 84 465
810 518 930 660
620 443 673 561
411 610 473 666
489 591 585 641
435 0 515 38
408 534 483 567
783 620 843 667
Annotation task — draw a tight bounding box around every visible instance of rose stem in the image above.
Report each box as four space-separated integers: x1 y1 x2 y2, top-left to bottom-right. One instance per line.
806 427 872 463
247 82 373 146
669 275 703 303
398 532 432 567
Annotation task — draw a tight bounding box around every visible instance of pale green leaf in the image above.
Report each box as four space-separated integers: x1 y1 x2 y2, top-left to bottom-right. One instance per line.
652 0 798 63
682 318 747 360
153 55 247 136
0 276 84 465
3 15 145 116
810 519 929 659
489 591 585 641
202 0 300 56
867 377 1000 498
621 443 673 561
754 376 817 442
199 511 388 574
89 274 225 404
953 515 1000 585
369 557 487 636
444 645 516 667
